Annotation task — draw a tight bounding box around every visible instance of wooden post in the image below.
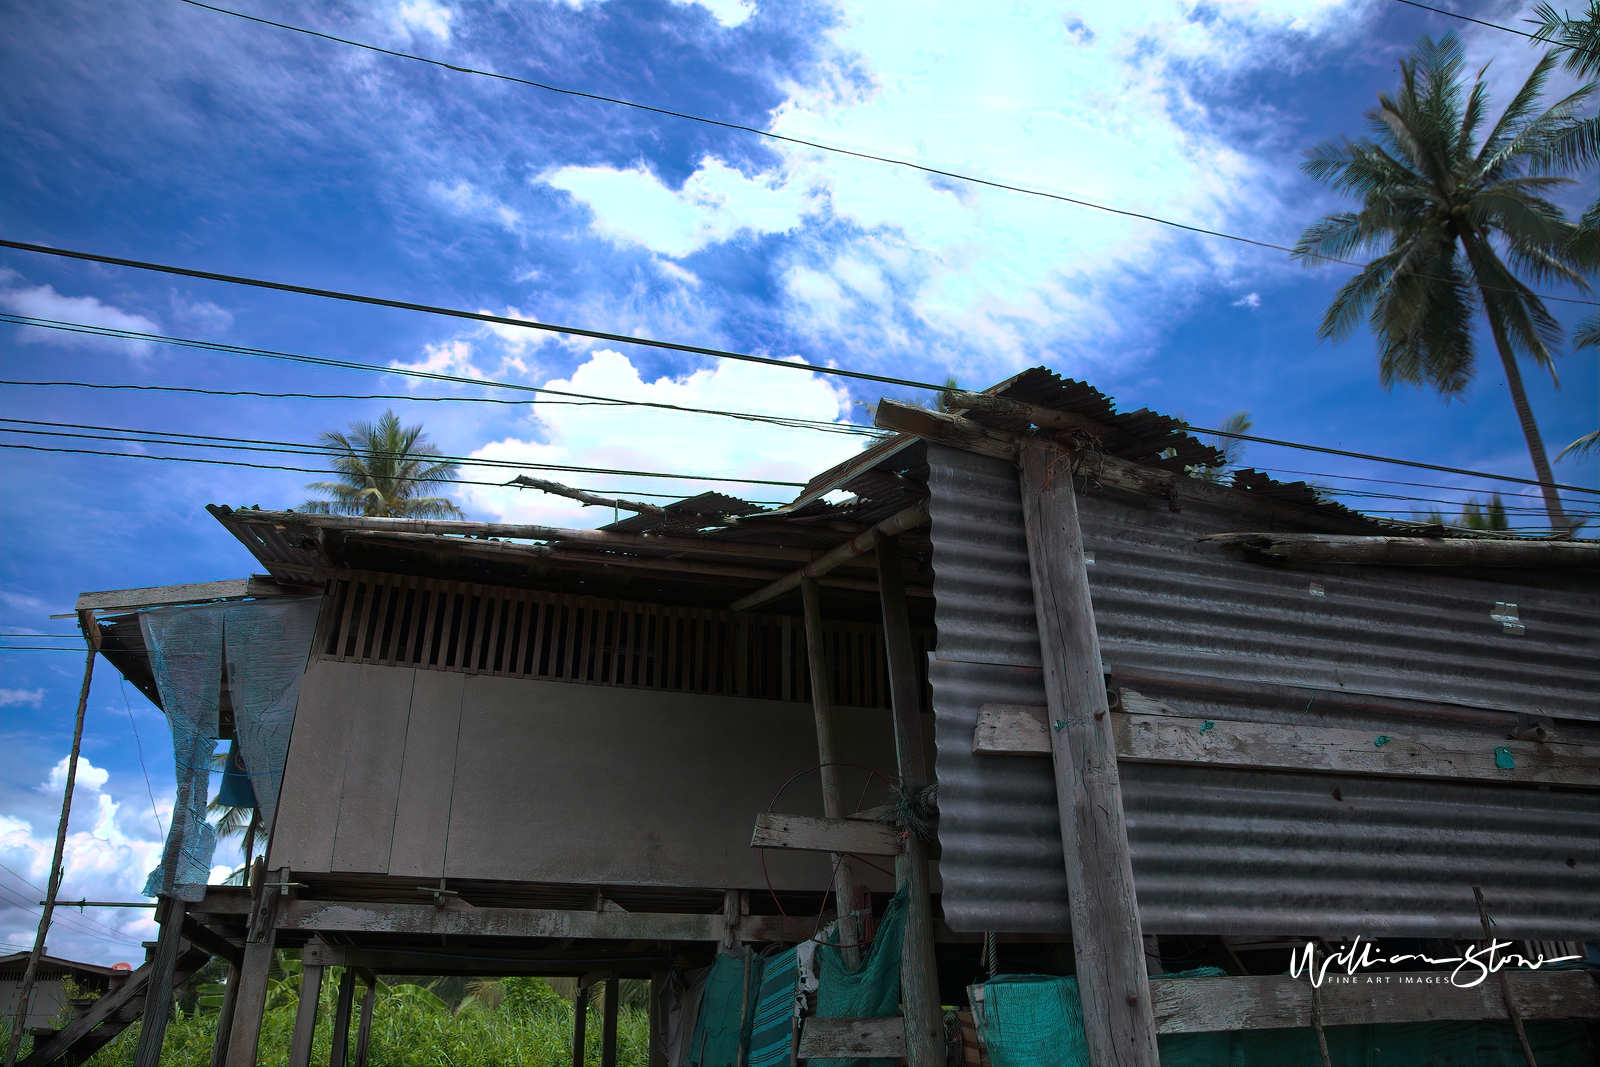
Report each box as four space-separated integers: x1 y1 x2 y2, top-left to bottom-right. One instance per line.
329 968 357 1067
134 896 188 1067
1475 887 1538 1067
4 611 100 1067
1017 438 1158 1067
208 960 242 1067
600 974 620 1067
226 869 286 1067
353 976 376 1067
649 971 668 1067
876 537 947 1067
289 962 325 1067
798 578 861 966
572 984 589 1067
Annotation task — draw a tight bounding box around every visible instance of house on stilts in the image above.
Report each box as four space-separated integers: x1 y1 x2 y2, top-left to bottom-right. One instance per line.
22 368 1599 1067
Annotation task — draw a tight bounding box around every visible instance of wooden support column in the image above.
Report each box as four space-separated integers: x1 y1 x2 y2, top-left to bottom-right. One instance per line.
876 536 946 1067
133 896 188 1067
352 975 376 1067
572 984 590 1067
600 974 620 1067
225 869 286 1067
208 961 241 1067
329 968 357 1067
1017 438 1158 1067
648 971 668 1067
289 962 325 1067
799 578 862 966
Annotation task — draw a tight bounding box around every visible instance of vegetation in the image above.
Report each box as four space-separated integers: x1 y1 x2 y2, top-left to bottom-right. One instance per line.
1294 32 1594 532
67 957 652 1067
1190 411 1254 483
300 409 464 518
1418 493 1511 531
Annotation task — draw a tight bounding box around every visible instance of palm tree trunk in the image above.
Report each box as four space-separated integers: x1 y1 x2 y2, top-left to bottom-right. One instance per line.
1485 313 1571 533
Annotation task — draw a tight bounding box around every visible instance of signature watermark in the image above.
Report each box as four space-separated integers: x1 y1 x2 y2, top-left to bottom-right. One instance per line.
1289 936 1583 989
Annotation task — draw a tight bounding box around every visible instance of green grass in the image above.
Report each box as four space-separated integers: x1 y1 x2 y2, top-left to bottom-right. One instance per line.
68 972 651 1067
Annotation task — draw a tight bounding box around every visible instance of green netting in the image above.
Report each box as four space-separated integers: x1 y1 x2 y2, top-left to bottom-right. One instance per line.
813 883 909 1067
975 967 1597 1067
686 951 760 1067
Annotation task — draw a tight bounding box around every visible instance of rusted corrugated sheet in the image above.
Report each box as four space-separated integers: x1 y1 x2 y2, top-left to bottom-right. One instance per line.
926 443 1600 938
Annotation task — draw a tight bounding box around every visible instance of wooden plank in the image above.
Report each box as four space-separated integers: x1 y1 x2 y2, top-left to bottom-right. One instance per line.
288 962 323 1067
75 578 251 613
330 665 416 874
1018 437 1158 1067
974 703 1050 755
1149 970 1600 1034
751 811 903 856
268 662 361 871
873 400 1019 461
16 961 153 1067
1204 532 1600 571
387 670 464 879
280 899 724 941
798 1017 907 1059
1113 702 1599 787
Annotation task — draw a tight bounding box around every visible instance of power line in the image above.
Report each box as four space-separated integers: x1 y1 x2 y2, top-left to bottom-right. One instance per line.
119 678 168 843
4 311 1590 498
0 239 966 385
0 417 811 486
176 0 1600 304
1390 0 1600 54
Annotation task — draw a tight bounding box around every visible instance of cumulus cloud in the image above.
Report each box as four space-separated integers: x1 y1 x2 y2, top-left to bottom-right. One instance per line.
675 0 756 29
0 281 160 354
457 349 868 526
1233 292 1263 309
2 757 167 963
544 157 819 259
390 338 492 380
0 689 45 708
396 0 453 41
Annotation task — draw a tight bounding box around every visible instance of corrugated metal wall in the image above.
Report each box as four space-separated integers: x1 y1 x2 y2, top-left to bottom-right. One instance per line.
926 443 1600 939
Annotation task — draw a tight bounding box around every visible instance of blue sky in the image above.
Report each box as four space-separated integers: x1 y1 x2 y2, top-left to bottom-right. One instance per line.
1 0 1595 962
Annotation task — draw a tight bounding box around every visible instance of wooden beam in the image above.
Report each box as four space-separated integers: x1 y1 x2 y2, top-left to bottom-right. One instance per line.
600 974 620 1067
182 914 243 966
571 983 589 1067
15 962 152 1067
329 968 357 1067
281 899 725 941
750 811 903 856
971 699 1599 787
730 503 930 612
209 961 241 1067
133 898 188 1067
798 1017 907 1059
288 962 324 1067
353 978 376 1067
877 535 945 1067
1018 437 1158 1067
224 869 285 1067
1205 532 1600 571
945 390 1121 440
1149 969 1600 1034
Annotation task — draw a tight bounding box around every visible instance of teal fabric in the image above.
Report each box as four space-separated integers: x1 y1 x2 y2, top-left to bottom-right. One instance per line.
686 951 759 1067
814 884 909 1067
973 967 1597 1067
748 947 797 1067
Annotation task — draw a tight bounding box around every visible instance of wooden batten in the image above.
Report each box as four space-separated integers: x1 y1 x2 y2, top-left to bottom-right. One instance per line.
749 811 902 856
798 1017 908 1059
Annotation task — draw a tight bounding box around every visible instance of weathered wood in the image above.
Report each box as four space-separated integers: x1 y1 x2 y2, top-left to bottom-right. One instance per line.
224 869 285 1067
1205 532 1600 571
876 536 945 1067
648 971 668 1067
945 390 1121 440
353 978 376 1067
972 699 1597 787
750 811 902 856
973 703 1050 754
288 963 324 1067
1018 437 1158 1067
798 578 861 966
730 503 930 612
74 578 249 613
1149 969 1600 1033
1476 887 1538 1067
600 974 620 1067
572 984 589 1067
797 1016 907 1059
329 968 356 1067
281 899 726 941
15 961 152 1067
133 897 188 1067
209 961 241 1067
182 914 243 966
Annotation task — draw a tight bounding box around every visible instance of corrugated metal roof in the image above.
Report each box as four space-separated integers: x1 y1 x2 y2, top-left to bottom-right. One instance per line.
926 442 1600 938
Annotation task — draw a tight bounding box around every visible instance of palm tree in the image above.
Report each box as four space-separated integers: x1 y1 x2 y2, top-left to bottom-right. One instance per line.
302 409 464 518
1294 33 1594 532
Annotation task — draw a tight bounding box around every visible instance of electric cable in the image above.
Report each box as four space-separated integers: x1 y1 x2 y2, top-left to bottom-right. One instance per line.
1391 0 1600 56
176 0 1600 302
120 678 168 843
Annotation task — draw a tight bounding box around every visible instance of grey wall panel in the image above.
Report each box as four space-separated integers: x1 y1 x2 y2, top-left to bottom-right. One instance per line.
388 669 464 879
269 659 360 871
925 442 1600 937
442 676 901 889
329 665 415 874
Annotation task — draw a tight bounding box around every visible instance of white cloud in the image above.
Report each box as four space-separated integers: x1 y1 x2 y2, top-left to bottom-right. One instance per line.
0 688 44 708
396 0 453 41
544 156 819 259
431 180 522 231
41 755 111 795
675 0 756 29
457 349 869 525
0 591 51 615
1233 292 1263 309
0 282 160 354
169 292 234 334
391 338 490 381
